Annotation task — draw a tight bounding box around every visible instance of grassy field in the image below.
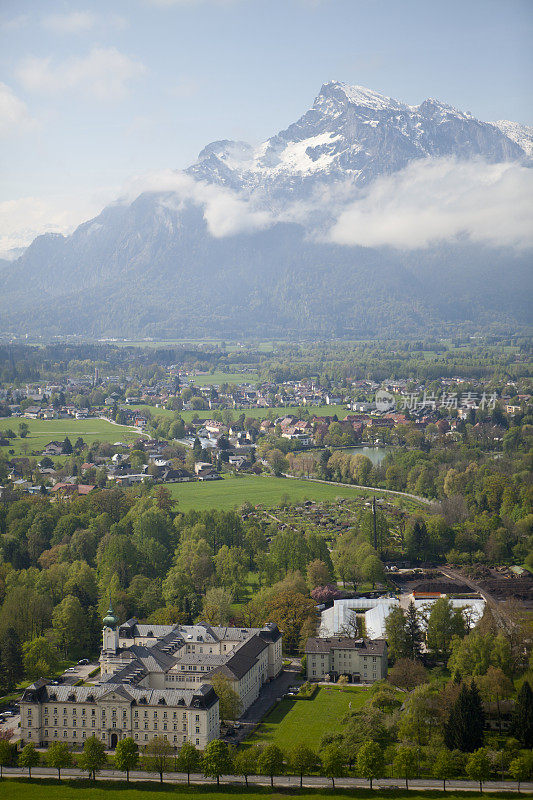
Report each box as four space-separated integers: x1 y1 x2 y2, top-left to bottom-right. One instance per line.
0 417 141 457
247 686 368 749
166 475 372 511
1 781 520 800
133 404 349 424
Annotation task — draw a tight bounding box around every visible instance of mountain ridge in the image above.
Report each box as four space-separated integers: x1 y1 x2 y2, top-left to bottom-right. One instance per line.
1 81 531 338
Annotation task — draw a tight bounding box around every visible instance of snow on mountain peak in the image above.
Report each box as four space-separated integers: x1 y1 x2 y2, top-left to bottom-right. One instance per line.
492 120 533 157
316 80 401 112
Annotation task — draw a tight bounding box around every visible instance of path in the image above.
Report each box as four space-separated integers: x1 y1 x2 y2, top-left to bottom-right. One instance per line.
2 767 532 791
280 473 433 506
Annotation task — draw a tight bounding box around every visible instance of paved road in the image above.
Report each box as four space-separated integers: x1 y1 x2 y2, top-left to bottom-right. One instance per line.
2 766 533 791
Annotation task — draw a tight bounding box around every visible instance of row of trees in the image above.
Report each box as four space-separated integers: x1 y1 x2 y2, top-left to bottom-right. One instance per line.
2 734 531 790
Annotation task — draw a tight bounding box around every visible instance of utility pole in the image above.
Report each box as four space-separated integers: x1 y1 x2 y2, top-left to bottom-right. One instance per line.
372 494 377 552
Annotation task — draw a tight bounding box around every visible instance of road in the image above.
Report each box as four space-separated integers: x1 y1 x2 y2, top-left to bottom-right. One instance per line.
2 766 532 791
440 566 511 631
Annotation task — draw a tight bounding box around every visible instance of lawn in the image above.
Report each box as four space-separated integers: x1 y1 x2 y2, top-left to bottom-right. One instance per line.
1 781 520 800
248 686 368 749
0 417 141 457
166 475 371 511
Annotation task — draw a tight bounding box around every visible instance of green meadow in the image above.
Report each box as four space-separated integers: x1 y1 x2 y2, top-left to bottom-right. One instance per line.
0 417 141 457
133 404 349 424
166 474 371 511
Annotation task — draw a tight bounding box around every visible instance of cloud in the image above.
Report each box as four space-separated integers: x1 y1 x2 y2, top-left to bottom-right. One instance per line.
0 190 117 252
0 82 34 137
120 169 274 237
41 11 127 34
16 47 145 101
328 157 533 250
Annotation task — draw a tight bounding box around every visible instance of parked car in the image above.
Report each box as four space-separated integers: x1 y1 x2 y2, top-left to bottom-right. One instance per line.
77 659 89 665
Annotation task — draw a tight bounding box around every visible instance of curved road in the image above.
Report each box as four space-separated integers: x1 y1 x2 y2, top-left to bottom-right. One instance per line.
280 473 433 506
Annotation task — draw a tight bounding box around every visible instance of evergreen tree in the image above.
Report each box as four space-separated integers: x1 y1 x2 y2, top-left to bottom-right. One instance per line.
511 680 533 748
444 682 484 752
405 601 423 660
0 628 23 691
62 437 73 455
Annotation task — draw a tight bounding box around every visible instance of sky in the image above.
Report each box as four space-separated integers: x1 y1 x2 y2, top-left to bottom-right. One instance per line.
1 0 532 253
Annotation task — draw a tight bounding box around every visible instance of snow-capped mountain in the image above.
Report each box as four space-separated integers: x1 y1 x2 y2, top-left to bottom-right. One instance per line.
491 119 533 157
188 81 526 196
1 81 531 338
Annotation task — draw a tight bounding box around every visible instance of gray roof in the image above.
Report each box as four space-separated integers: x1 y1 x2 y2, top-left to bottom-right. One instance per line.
21 681 218 710
212 634 268 681
305 637 387 655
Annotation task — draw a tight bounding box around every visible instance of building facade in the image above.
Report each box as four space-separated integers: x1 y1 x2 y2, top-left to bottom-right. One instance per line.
305 637 388 683
21 606 282 750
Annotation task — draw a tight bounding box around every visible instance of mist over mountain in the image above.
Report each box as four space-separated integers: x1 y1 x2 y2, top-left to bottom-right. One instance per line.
1 81 532 338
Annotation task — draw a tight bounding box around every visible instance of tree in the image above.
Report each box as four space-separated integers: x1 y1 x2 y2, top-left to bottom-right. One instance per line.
201 587 233 625
477 667 513 734
46 742 72 780
289 744 320 788
321 743 346 788
263 591 317 654
202 739 232 786
142 736 173 783
405 601 423 660
307 559 331 589
385 607 409 661
509 756 530 792
19 743 39 778
234 746 261 788
426 598 467 659
51 595 89 659
388 658 428 691
114 737 139 782
210 673 242 723
176 741 200 785
0 739 16 777
511 680 533 748
393 746 417 789
465 748 491 793
444 682 484 753
433 748 457 791
62 437 73 455
357 741 384 789
22 637 59 680
78 735 107 780
258 743 284 787
0 628 23 691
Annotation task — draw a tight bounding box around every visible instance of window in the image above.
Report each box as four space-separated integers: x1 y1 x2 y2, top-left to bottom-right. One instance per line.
195 726 200 734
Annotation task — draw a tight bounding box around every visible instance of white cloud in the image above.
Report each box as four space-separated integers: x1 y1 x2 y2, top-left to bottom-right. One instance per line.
0 82 34 137
17 47 145 101
0 190 116 252
328 157 533 250
120 169 274 237
42 11 96 34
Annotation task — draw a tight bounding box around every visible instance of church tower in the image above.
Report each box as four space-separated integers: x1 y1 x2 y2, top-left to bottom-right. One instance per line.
102 601 119 654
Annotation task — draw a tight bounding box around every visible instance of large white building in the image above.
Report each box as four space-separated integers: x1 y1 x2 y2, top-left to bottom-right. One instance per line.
20 605 282 751
320 594 485 640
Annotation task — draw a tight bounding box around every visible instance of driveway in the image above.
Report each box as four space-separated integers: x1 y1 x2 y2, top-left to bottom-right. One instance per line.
222 661 303 745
